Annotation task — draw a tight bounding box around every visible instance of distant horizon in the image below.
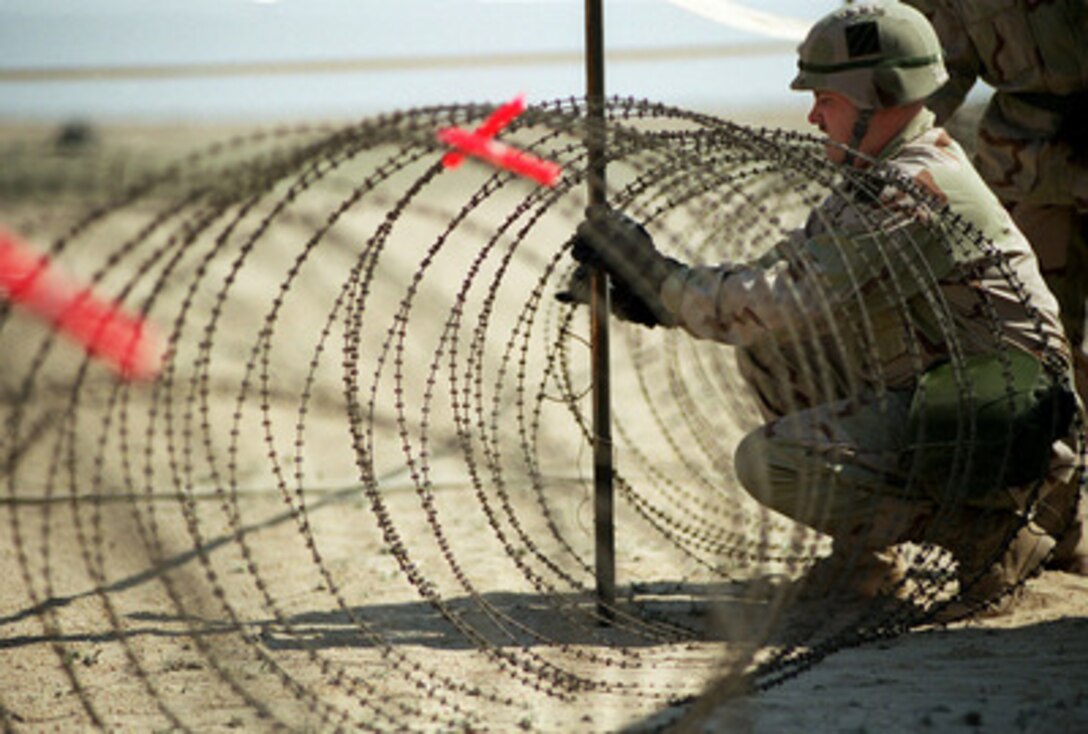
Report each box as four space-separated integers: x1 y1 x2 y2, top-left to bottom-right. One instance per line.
0 0 836 122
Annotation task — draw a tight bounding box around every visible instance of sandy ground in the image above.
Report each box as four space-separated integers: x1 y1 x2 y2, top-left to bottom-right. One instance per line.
1 108 1086 733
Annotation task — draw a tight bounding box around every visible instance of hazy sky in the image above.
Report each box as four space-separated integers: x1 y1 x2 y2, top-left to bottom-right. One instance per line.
0 1 846 121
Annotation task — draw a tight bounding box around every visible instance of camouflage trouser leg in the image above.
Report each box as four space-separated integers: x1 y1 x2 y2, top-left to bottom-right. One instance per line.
1009 202 1088 409
733 390 931 546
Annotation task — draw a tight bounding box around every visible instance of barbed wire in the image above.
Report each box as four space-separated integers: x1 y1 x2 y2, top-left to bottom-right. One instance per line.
0 96 1081 731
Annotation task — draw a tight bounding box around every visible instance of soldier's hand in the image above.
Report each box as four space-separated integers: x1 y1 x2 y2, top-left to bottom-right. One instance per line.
571 207 654 278
572 206 680 294
558 207 682 328
555 262 666 327
555 262 592 307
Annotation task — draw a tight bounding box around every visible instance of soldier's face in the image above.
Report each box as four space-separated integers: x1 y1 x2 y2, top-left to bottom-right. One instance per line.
807 90 858 163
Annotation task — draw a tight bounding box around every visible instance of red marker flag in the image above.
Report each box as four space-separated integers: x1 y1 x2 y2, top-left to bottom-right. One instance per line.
0 229 162 380
442 93 527 169
437 126 562 187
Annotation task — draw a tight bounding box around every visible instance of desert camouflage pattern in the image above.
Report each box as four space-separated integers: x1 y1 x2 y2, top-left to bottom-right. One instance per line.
659 109 1072 534
904 0 1088 412
661 109 1066 405
904 0 1088 209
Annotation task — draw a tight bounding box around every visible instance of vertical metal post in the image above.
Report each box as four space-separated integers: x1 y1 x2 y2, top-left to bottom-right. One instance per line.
585 0 615 621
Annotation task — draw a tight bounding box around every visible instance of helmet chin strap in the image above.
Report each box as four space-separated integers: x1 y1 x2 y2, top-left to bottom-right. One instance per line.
843 107 874 168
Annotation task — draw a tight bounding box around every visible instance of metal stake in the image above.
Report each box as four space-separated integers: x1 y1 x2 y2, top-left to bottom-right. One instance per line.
585 0 615 622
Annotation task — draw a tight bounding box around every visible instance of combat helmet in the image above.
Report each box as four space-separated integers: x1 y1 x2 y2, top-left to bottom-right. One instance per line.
791 1 948 109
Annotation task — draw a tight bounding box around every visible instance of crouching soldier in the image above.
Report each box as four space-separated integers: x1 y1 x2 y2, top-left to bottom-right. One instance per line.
560 2 1084 620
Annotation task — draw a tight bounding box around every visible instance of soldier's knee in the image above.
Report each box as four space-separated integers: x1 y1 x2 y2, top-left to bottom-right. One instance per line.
734 428 772 496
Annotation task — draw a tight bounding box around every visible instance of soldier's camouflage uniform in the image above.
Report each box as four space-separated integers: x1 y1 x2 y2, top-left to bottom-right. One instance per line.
658 107 1076 552
904 0 1088 407
559 1 1085 605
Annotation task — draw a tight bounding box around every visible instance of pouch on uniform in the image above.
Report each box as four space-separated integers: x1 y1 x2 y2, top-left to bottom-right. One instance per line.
902 349 1076 501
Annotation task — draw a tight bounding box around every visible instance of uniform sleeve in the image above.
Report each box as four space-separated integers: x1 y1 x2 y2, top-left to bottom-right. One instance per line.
659 194 958 347
905 0 981 124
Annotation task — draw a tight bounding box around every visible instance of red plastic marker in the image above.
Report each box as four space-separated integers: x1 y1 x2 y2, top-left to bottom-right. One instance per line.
437 126 562 187
442 93 526 169
0 228 162 381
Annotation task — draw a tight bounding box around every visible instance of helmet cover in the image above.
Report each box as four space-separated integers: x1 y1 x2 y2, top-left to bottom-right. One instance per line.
791 1 949 109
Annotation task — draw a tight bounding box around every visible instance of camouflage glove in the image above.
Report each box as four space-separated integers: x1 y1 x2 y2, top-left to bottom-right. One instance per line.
557 208 680 327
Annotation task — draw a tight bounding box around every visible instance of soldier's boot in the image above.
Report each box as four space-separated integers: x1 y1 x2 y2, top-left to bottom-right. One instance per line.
1039 477 1088 576
1046 500 1088 575
798 496 931 600
931 511 1056 623
798 544 907 600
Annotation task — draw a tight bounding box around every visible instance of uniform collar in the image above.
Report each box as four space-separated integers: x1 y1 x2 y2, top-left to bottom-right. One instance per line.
875 107 936 162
